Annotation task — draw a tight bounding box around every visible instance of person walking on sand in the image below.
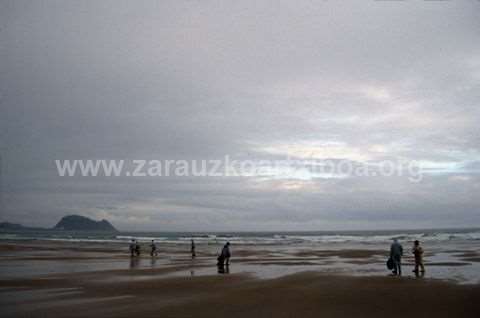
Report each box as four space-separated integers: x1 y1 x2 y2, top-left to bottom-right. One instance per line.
191 239 196 259
150 240 158 257
129 239 136 257
412 240 425 273
390 238 403 276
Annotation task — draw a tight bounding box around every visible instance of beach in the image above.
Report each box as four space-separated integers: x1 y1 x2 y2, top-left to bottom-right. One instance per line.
1 233 480 317
2 269 480 318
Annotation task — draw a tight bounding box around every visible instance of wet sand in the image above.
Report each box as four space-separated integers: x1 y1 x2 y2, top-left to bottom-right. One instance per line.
1 270 479 318
1 240 480 317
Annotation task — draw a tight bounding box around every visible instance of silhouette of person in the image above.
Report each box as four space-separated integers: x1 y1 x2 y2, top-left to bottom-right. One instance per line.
412 240 425 274
129 239 136 257
390 238 403 276
135 241 141 256
150 240 158 257
191 239 196 259
222 242 231 265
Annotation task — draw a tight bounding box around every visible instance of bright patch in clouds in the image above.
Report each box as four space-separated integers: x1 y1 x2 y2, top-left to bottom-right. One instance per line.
260 141 372 162
360 86 391 102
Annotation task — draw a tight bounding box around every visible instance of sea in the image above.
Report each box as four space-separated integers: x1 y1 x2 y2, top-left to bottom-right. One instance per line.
1 228 479 246
1 228 480 283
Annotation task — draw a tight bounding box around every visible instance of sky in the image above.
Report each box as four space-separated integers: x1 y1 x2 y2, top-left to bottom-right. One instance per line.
1 0 479 231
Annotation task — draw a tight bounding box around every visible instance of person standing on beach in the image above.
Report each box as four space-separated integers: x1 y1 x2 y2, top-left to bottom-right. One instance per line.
150 240 157 257
390 239 403 276
135 241 141 256
129 239 136 257
222 242 231 266
191 239 196 259
412 240 425 273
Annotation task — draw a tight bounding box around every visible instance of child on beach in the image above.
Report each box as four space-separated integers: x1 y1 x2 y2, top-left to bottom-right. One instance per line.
412 240 425 273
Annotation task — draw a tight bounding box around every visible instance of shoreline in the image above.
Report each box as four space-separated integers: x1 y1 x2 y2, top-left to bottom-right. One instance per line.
1 239 480 283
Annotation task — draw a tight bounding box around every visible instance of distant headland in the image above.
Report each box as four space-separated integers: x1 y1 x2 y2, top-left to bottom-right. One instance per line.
0 215 118 232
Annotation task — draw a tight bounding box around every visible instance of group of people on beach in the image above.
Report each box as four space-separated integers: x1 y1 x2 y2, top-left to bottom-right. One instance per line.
389 239 425 276
129 238 231 273
128 239 161 257
129 239 141 257
129 237 425 277
129 238 202 260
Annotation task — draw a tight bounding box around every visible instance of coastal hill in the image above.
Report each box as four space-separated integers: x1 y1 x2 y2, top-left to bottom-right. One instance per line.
53 215 117 232
0 222 35 231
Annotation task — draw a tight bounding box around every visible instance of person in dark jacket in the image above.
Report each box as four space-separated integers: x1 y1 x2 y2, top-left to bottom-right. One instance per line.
390 238 403 276
222 242 231 266
217 242 231 266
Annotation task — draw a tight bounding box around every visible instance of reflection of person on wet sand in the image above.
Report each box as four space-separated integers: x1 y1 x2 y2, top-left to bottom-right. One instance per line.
130 256 140 269
217 263 230 274
150 256 156 267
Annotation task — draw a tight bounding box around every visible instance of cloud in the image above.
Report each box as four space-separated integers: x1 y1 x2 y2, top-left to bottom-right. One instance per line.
1 0 479 230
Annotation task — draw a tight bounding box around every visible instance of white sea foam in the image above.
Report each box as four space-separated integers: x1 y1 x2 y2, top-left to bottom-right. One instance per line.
1 230 479 245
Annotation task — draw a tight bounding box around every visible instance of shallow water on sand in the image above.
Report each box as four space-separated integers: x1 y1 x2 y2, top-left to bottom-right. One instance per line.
1 238 480 284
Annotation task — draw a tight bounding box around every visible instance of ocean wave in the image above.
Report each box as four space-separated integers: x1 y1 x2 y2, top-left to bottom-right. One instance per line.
1 230 479 245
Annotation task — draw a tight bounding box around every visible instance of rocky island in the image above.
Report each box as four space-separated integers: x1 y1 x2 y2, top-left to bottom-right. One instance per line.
53 215 117 232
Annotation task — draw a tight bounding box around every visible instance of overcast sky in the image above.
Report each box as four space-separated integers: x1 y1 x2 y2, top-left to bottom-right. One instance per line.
1 0 479 231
